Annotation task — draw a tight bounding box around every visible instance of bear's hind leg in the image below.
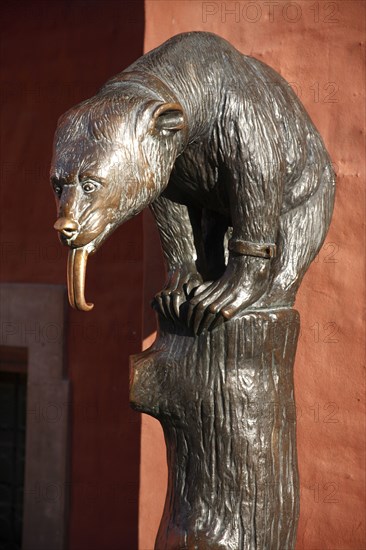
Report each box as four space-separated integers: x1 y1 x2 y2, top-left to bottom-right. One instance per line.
253 164 335 309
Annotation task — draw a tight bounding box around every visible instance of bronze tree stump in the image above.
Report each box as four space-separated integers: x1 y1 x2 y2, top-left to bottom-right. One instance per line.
131 308 300 549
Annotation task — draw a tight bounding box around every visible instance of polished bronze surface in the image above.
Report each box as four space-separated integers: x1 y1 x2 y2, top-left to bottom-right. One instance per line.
50 31 335 549
51 32 335 326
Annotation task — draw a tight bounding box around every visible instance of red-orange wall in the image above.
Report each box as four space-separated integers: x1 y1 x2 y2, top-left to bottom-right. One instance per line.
139 2 366 549
0 2 144 549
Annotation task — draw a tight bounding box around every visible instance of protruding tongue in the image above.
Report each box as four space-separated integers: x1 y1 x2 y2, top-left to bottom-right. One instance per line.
67 248 94 311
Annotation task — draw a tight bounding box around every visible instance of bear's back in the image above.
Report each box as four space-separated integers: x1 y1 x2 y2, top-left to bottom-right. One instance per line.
110 32 332 205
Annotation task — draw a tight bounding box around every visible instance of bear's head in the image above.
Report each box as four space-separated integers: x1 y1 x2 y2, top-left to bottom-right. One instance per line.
50 86 187 311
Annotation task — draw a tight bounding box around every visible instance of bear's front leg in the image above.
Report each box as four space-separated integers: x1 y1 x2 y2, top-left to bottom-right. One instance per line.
150 195 202 321
187 249 273 335
187 142 284 333
153 261 203 319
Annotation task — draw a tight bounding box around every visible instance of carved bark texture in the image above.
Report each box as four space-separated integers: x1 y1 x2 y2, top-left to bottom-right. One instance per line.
130 308 300 550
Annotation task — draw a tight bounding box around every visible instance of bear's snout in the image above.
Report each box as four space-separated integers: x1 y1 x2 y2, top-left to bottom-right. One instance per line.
54 217 80 240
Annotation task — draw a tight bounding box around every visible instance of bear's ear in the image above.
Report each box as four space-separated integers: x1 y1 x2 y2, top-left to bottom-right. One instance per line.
150 102 186 134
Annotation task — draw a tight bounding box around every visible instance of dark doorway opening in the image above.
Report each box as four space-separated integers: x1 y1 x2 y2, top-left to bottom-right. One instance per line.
0 346 27 550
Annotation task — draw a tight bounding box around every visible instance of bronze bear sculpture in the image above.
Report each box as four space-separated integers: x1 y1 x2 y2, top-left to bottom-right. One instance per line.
51 32 335 333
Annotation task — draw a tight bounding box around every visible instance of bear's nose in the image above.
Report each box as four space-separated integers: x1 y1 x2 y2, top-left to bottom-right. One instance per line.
54 218 80 239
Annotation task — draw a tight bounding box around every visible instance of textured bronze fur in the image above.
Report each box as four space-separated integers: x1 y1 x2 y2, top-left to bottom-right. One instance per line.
51 30 335 328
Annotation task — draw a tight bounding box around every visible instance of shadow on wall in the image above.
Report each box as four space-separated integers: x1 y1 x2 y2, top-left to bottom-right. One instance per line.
0 2 145 549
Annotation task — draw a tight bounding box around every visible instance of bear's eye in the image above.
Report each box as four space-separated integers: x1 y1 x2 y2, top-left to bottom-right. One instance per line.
82 181 98 193
54 184 62 198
